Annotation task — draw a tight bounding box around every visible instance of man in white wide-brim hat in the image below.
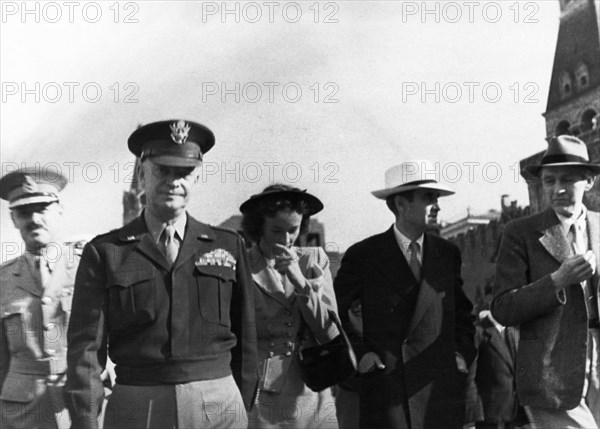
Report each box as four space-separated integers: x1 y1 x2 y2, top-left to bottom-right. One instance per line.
492 135 600 428
334 160 476 429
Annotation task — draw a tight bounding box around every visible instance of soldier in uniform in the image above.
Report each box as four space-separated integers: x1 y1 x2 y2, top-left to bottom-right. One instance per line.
0 168 78 429
64 120 259 429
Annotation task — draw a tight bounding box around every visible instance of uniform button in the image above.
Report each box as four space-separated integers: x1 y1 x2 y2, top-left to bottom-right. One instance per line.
41 296 52 305
269 342 275 348
286 332 293 338
285 351 292 357
286 341 293 347
284 309 291 315
268 351 274 358
285 321 292 327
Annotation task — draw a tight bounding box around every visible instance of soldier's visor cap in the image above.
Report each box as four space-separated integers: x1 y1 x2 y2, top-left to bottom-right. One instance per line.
128 120 215 167
0 167 67 209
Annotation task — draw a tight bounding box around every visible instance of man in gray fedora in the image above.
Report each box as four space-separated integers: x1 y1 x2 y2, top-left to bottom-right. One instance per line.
335 160 476 429
492 135 600 428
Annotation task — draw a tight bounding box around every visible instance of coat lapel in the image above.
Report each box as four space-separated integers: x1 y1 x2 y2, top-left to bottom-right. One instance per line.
173 215 216 271
371 227 417 296
13 255 41 297
248 245 290 307
586 210 600 305
485 325 514 369
407 234 442 336
538 208 571 264
119 215 171 272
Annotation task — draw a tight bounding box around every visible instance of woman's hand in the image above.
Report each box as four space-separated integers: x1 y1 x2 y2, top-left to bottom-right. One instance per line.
271 244 306 291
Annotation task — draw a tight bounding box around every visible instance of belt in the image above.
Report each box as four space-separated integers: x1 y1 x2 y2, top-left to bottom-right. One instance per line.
590 318 600 329
10 357 66 376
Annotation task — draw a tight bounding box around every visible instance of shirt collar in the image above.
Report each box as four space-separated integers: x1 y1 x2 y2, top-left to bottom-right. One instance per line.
24 251 56 272
555 206 587 236
393 223 424 254
144 209 187 243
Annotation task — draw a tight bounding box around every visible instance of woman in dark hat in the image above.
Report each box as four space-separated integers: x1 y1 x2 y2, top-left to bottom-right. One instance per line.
240 184 339 428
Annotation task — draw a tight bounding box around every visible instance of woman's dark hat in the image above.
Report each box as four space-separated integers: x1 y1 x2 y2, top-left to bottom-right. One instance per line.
525 135 600 176
239 185 324 216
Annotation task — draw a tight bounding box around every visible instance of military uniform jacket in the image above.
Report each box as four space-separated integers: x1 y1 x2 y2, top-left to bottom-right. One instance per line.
334 227 476 429
492 208 600 409
64 213 258 429
0 248 78 420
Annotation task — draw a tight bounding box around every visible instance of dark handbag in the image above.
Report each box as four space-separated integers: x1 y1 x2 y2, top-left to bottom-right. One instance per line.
298 309 358 392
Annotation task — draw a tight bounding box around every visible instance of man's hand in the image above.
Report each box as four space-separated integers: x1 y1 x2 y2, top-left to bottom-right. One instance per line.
551 251 596 290
456 353 468 374
358 352 385 374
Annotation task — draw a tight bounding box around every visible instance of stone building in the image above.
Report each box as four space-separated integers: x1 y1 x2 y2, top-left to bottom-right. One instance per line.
520 0 600 212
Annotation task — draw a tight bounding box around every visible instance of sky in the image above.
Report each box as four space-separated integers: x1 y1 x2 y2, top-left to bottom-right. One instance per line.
1 0 563 257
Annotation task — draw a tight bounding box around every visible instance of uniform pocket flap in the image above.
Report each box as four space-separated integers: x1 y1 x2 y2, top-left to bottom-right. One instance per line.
0 373 38 402
107 269 154 288
195 265 236 282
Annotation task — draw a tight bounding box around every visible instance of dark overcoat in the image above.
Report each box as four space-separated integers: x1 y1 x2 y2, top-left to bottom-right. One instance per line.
335 227 476 429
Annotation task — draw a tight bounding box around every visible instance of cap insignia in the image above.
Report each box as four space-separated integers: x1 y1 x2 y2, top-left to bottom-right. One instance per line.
170 120 191 145
22 175 38 193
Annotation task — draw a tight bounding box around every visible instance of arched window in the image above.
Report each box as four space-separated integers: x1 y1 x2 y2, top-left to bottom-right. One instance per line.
581 109 598 132
559 72 572 98
575 63 590 89
555 120 571 136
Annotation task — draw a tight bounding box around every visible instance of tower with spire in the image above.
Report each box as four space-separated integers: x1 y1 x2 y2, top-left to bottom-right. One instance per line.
520 0 600 212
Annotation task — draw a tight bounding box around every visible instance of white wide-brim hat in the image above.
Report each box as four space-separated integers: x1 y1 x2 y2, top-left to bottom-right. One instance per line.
371 160 455 199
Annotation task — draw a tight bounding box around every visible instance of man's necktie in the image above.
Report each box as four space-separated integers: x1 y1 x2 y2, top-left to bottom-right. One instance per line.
36 256 51 289
408 241 421 282
570 223 598 321
161 225 179 265
569 223 585 256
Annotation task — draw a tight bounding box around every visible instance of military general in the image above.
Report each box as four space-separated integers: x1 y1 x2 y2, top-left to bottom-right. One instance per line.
0 168 78 429
64 120 259 429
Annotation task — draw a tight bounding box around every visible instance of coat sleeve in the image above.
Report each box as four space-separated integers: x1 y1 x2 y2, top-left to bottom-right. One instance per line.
491 221 565 327
296 247 339 344
453 246 477 367
0 319 9 389
334 245 370 360
64 242 107 429
230 235 259 411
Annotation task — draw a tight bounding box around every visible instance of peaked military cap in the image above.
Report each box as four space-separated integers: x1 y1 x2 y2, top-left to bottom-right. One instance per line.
0 167 67 209
128 119 215 167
